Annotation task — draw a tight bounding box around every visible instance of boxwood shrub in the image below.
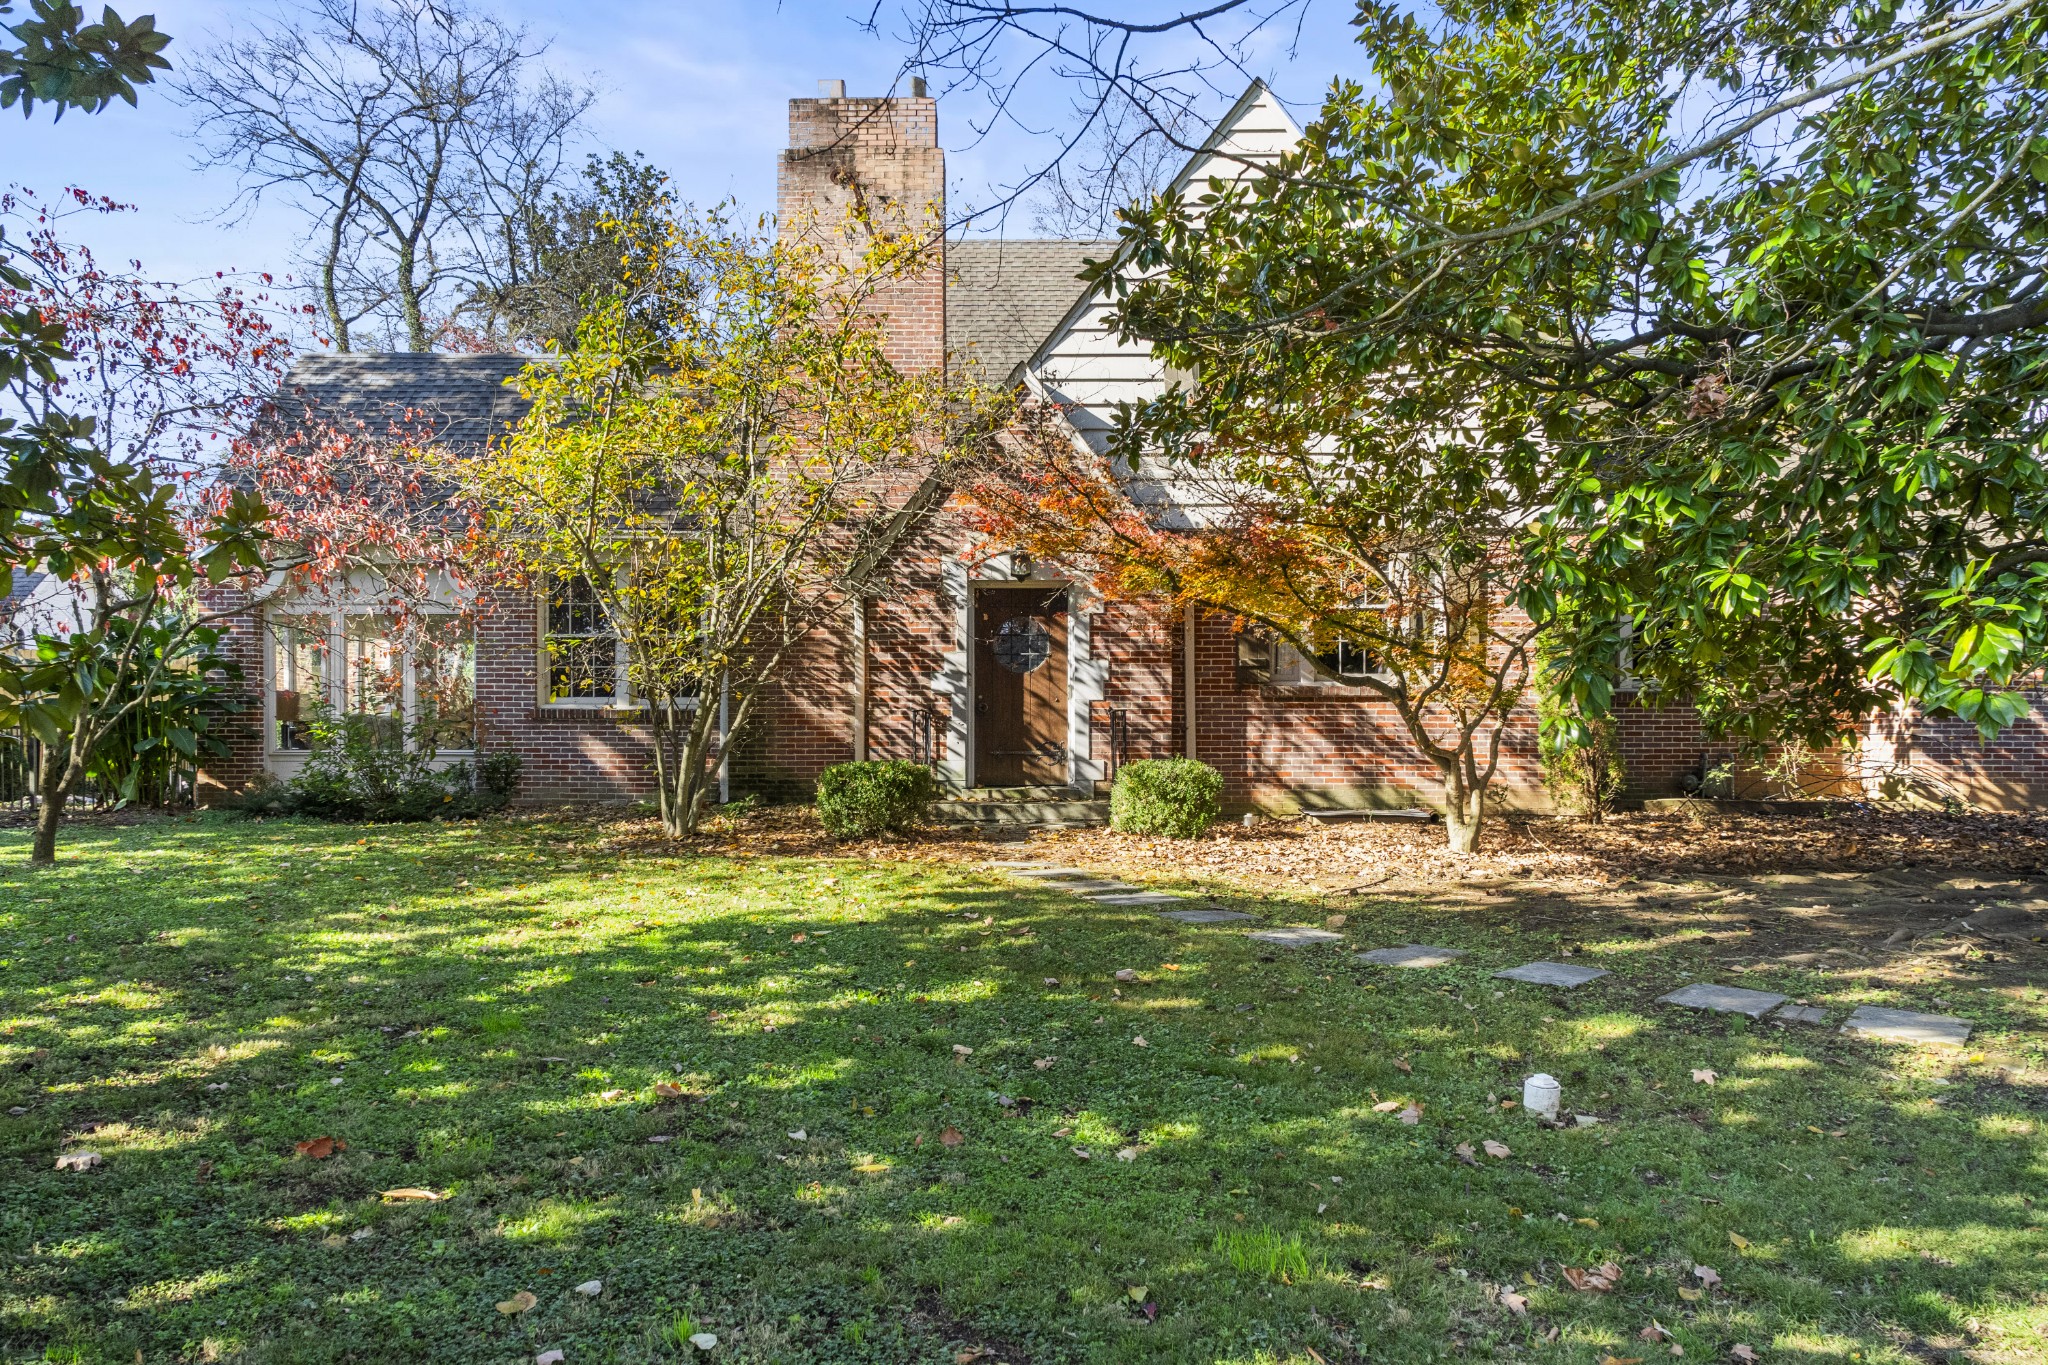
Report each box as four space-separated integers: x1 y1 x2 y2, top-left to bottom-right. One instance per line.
1109 757 1223 838
814 759 937 838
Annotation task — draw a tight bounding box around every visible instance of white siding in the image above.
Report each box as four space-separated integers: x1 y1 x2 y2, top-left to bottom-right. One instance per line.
1022 82 1302 526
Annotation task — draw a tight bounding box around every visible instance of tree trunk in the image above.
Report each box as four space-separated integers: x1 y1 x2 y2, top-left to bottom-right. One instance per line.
1437 750 1487 855
29 739 83 866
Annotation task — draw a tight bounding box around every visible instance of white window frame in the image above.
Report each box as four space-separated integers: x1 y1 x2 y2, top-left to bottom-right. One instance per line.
538 573 633 709
265 608 477 754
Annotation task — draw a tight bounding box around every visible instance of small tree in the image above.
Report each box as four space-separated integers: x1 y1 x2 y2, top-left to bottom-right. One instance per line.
458 204 1004 836
0 191 277 861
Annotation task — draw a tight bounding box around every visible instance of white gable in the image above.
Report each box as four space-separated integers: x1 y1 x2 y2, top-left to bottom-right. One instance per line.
1021 81 1302 495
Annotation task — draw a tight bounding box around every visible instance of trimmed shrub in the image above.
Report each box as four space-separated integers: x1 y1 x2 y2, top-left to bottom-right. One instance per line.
240 706 521 822
1110 757 1222 838
815 759 937 838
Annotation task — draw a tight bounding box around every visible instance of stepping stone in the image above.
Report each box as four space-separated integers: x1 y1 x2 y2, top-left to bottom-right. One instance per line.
1494 961 1609 988
983 860 1050 868
1159 908 1257 924
1775 1004 1827 1025
1656 982 1788 1019
1247 928 1346 947
1842 1005 1973 1046
1056 880 1140 895
1097 892 1194 906
1359 944 1467 969
1006 867 1096 880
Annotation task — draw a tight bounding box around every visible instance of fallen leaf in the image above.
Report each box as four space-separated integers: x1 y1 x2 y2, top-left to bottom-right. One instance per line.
1729 1232 1750 1250
1693 1264 1721 1287
1455 1143 1477 1165
1677 1286 1703 1302
1500 1290 1529 1316
1399 1105 1422 1125
1116 1146 1139 1162
1564 1263 1623 1292
54 1150 102 1172
600 1089 627 1102
496 1290 538 1315
1114 968 1138 982
787 1129 807 1142
1306 1347 1330 1364
939 1126 965 1148
1032 1057 1056 1070
1730 1346 1759 1363
1372 1100 1403 1113
1483 1140 1511 1159
1576 1217 1601 1228
1325 914 1347 929
1131 1036 1149 1048
689 1333 717 1350
380 1187 443 1202
1127 1284 1147 1302
1600 1357 1645 1365
1692 1070 1717 1085
294 1137 344 1160
1640 1323 1673 1342
653 1081 684 1099
1394 1057 1412 1074
1072 1145 1092 1160
536 1352 566 1365
646 1134 673 1144
955 1352 985 1364
1043 977 1060 987
574 1279 601 1296
952 1044 973 1057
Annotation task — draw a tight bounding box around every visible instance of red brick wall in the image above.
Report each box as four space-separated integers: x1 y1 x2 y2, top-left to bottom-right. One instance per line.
194 584 268 803
1089 598 1182 778
1183 606 1545 814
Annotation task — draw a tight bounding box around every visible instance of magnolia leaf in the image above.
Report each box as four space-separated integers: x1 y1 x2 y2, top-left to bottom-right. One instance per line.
1482 1139 1511 1158
496 1290 537 1315
54 1149 102 1171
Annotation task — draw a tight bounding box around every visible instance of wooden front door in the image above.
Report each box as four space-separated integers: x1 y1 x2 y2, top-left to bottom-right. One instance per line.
974 585 1069 787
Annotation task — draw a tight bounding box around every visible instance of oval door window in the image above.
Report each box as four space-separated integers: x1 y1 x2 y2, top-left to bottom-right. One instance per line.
991 616 1052 673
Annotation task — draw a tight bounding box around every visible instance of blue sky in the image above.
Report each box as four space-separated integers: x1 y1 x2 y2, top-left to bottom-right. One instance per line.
5 1 1365 299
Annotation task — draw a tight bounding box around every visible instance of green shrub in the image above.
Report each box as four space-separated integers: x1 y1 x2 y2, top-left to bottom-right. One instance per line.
814 759 936 838
241 705 520 822
1110 757 1222 838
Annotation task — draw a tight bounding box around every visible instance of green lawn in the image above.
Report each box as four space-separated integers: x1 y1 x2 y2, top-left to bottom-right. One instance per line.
1 814 2043 1365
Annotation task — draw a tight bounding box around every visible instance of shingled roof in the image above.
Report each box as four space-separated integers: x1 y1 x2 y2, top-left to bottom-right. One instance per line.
947 239 1113 385
277 352 536 450
271 244 1106 431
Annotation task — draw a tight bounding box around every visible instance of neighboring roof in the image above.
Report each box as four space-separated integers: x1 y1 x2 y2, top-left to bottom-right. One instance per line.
277 352 535 450
946 239 1115 385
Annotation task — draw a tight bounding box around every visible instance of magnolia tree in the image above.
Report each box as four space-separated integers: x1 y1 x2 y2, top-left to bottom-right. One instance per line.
972 397 1543 852
455 205 1005 836
0 190 281 861
1096 0 2048 777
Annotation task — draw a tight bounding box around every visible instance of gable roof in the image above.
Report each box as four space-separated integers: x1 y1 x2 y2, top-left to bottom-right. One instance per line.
277 352 535 451
946 239 1114 385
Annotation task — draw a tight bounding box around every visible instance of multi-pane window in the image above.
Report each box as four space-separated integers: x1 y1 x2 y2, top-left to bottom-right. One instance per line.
545 574 624 704
268 611 475 751
1314 636 1381 679
270 614 332 751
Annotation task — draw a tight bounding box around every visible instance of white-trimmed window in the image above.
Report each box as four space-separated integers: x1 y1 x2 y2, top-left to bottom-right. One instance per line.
542 574 629 706
267 610 475 751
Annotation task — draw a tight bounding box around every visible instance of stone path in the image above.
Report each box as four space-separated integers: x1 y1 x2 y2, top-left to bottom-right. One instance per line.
1495 961 1610 987
1656 982 1788 1019
984 862 1979 1044
1247 927 1347 947
1842 1005 1973 1045
1359 945 1467 968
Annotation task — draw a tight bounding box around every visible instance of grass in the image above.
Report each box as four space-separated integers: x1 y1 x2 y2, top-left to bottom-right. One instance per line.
0 811 2043 1364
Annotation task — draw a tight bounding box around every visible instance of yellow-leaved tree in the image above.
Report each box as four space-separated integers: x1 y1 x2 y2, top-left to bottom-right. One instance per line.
456 204 1005 835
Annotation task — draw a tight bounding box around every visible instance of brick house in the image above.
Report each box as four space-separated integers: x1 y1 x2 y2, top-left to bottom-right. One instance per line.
195 80 2048 815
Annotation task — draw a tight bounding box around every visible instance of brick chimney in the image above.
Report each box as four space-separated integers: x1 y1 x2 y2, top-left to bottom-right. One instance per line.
778 81 945 373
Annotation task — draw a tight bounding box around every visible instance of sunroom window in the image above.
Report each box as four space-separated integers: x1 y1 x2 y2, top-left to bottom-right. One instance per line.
267 611 475 752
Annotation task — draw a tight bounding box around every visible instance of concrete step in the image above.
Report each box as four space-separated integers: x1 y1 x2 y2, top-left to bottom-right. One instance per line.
936 798 1110 827
957 786 1079 803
